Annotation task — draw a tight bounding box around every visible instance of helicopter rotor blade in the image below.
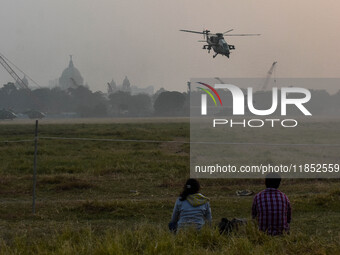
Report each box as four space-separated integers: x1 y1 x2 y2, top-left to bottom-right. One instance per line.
180 29 206 35
224 34 261 36
223 29 234 34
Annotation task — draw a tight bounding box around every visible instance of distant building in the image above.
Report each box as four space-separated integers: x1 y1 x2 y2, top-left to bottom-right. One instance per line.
107 76 154 95
130 85 154 96
107 79 117 94
59 56 84 90
122 76 131 93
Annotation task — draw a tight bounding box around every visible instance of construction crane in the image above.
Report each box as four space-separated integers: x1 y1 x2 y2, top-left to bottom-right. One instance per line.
0 55 29 90
262 61 277 90
0 54 46 119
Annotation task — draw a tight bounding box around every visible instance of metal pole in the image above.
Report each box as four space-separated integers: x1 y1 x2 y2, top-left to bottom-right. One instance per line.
32 120 38 214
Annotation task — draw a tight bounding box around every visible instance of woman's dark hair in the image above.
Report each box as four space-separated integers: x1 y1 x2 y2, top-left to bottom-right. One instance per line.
179 178 200 201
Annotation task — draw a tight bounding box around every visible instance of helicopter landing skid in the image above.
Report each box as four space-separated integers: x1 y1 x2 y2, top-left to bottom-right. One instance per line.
213 53 218 58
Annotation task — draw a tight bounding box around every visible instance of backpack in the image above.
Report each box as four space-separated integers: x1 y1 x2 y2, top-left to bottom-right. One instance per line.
218 218 247 234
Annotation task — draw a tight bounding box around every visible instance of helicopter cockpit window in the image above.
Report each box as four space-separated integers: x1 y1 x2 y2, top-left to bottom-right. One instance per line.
219 39 228 49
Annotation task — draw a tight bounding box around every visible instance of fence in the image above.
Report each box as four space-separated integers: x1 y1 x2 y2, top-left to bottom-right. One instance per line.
0 120 340 214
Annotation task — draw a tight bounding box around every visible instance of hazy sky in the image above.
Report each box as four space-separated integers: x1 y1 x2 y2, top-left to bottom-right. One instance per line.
0 0 339 93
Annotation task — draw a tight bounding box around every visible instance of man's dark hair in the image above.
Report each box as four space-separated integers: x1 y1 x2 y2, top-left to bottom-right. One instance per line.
179 178 200 201
265 173 281 189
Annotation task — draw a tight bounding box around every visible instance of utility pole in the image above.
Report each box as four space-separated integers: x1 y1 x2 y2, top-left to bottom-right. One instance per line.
32 120 38 214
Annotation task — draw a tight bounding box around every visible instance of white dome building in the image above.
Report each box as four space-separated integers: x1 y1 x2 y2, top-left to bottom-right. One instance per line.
59 56 84 90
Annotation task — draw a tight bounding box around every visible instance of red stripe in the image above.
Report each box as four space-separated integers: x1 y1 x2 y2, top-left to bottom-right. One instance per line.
197 82 223 106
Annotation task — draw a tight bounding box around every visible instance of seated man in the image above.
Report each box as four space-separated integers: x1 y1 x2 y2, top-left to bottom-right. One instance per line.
252 173 291 235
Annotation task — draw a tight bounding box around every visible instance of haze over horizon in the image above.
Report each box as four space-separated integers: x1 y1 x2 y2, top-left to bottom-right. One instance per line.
0 0 339 93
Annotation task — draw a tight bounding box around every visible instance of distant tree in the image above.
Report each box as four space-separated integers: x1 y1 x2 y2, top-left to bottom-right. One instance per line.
306 90 332 115
68 86 108 117
2 82 17 95
182 92 190 116
154 91 186 116
0 83 17 110
330 90 340 115
32 88 52 112
92 102 108 117
48 87 73 114
152 87 167 102
0 83 33 112
129 94 152 116
109 91 131 116
109 91 152 117
0 83 110 116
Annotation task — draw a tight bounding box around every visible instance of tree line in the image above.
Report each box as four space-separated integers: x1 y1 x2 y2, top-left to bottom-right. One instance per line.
1 82 339 118
0 82 189 117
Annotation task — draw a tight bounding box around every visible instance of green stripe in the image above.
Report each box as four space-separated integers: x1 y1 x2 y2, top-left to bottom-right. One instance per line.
197 87 217 106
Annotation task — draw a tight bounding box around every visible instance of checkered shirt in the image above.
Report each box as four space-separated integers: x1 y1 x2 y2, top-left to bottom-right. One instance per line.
252 188 291 235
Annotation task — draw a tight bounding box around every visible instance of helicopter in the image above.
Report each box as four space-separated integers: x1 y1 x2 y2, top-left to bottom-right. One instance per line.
180 29 260 58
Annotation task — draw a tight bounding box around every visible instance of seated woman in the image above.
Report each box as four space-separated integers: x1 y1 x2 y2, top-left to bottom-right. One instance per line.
169 178 212 232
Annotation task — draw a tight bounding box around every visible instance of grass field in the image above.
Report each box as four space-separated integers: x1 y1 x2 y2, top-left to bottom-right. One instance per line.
0 119 339 254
